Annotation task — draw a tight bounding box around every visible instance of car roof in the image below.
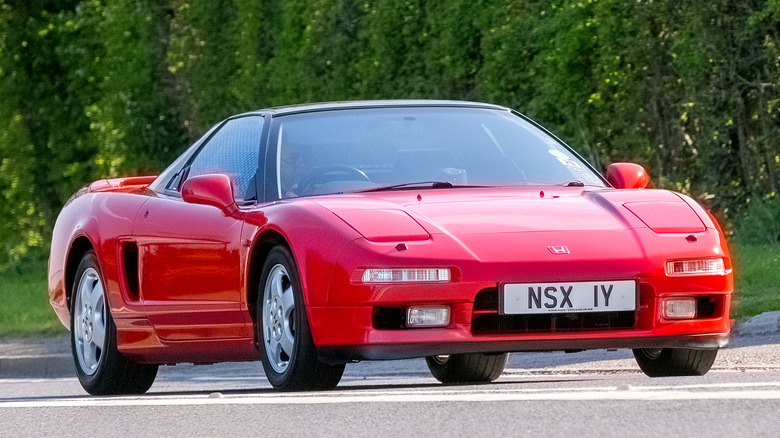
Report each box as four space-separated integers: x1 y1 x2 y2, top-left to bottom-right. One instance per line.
235 100 509 117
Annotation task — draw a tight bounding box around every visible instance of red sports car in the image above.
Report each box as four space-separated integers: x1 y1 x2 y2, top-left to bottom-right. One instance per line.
48 100 733 395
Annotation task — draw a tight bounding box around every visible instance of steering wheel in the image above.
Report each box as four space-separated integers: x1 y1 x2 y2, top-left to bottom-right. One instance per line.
297 164 371 195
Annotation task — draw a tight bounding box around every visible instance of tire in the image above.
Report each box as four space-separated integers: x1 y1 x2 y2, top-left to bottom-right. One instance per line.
258 246 345 391
71 251 158 395
425 353 508 384
632 347 718 377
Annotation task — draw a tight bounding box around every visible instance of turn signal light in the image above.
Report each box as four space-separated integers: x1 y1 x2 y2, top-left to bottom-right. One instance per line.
663 297 697 319
665 258 725 276
407 305 450 327
361 268 451 283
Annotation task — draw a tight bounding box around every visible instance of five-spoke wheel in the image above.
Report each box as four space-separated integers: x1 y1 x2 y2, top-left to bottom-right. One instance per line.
73 267 107 376
262 264 297 374
71 251 158 395
258 246 345 391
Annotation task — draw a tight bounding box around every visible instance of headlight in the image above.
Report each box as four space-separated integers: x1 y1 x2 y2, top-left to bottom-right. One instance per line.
361 268 451 283
665 258 726 276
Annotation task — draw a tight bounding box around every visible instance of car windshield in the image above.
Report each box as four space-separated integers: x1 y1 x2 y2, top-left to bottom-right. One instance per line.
273 106 605 198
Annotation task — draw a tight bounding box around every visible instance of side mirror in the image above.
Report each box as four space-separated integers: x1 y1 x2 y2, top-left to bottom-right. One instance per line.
181 174 238 215
605 163 650 189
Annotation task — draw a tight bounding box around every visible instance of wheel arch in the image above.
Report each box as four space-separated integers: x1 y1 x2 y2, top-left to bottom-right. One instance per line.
246 230 291 338
65 236 96 312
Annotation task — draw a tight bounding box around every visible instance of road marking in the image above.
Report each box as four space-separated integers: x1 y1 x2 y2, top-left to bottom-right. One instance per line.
3 382 780 408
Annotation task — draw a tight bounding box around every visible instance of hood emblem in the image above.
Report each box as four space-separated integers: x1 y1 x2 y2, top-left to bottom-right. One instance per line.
548 246 570 255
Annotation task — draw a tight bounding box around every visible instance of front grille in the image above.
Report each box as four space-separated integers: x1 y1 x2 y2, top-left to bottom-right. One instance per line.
471 288 636 334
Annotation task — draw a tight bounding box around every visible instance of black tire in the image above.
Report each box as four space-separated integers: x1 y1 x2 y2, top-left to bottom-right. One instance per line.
71 251 158 395
425 353 508 384
632 348 718 377
258 246 345 391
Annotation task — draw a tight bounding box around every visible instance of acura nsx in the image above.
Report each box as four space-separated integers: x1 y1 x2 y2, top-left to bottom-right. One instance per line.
48 100 733 394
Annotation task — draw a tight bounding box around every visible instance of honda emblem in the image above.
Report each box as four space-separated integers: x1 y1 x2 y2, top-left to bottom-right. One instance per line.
548 245 570 254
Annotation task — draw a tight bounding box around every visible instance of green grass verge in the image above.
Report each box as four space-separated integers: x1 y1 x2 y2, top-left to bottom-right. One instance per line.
0 270 65 338
732 243 780 320
0 243 777 337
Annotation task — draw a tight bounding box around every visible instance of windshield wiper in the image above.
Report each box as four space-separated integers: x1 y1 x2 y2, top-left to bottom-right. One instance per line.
361 181 455 192
559 181 586 187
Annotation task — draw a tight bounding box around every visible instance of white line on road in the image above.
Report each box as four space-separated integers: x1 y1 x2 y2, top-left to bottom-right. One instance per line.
3 383 780 408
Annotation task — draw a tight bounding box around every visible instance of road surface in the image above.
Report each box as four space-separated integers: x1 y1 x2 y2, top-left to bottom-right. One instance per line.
1 333 779 437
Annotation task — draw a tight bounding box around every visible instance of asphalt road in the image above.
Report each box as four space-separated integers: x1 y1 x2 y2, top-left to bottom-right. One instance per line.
2 333 779 437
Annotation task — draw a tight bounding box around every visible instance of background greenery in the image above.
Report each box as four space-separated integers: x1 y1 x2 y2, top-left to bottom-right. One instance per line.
0 1 778 334
0 267 63 336
2 0 779 269
732 243 780 318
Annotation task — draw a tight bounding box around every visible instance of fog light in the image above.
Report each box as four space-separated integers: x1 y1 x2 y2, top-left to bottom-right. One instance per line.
665 258 725 276
663 297 697 319
407 305 450 327
361 268 451 283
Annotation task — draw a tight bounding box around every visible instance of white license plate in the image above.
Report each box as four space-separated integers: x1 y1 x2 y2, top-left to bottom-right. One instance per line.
501 280 636 315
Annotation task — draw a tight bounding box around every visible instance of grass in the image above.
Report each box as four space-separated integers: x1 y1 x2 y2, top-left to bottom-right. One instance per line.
731 243 780 320
0 270 65 338
0 243 777 337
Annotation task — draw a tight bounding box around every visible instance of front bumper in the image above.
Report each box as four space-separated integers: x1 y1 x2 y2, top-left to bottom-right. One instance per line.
311 227 733 362
308 286 733 362
317 333 731 361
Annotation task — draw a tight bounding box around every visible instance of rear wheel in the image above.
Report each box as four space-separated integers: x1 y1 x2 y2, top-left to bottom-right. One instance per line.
632 348 718 377
71 251 158 395
259 246 345 391
425 353 508 384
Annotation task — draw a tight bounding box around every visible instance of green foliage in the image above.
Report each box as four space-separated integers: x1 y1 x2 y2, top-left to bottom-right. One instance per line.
671 0 780 219
733 192 780 244
91 0 188 173
0 0 96 268
1 0 779 272
1 0 779 334
528 0 656 167
169 1 244 128
732 243 780 319
474 0 543 110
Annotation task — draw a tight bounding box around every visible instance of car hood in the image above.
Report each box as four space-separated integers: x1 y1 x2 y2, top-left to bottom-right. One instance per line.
316 187 705 235
312 187 711 267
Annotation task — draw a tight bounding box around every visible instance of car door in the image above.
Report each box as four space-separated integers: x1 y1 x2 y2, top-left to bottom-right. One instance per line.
133 115 264 341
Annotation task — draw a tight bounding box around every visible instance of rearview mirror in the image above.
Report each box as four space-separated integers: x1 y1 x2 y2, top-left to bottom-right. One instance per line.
181 174 238 215
605 163 650 189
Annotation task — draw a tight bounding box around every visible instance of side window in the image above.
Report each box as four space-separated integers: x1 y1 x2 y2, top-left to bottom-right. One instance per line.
187 116 263 200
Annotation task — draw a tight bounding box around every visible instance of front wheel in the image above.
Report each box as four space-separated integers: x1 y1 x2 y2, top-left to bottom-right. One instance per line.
258 246 345 391
632 348 718 377
425 353 508 384
71 251 158 395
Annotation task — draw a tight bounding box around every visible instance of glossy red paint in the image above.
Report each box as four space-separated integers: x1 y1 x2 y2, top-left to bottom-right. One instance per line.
51 181 732 364
623 201 706 233
300 188 732 359
181 173 238 215
49 102 734 389
606 162 650 189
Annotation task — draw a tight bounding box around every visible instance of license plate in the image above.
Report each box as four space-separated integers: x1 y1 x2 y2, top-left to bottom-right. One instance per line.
501 280 636 314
